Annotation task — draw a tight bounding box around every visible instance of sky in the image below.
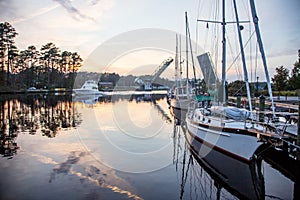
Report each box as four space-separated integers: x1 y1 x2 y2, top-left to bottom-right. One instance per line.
1 0 299 81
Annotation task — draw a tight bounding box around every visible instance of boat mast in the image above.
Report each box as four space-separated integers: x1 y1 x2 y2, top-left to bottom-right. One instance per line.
175 34 179 88
179 35 183 88
221 0 227 105
232 0 253 113
186 13 197 87
185 12 189 96
249 0 276 118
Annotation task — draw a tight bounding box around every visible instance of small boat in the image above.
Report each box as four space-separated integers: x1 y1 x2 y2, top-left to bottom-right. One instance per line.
73 80 104 95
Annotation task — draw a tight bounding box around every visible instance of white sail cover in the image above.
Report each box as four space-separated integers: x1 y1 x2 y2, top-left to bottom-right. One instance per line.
210 106 250 121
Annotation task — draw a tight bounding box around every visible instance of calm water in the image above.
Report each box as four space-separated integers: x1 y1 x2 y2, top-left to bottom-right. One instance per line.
0 93 297 200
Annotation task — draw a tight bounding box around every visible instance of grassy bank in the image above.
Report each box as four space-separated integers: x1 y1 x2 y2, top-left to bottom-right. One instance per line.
256 90 300 97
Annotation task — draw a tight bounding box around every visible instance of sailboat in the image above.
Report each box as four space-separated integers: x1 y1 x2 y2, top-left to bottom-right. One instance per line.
168 14 202 124
177 125 265 200
186 0 279 162
168 34 190 123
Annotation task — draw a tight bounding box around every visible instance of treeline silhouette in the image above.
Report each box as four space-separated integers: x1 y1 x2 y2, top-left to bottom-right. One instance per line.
0 22 83 91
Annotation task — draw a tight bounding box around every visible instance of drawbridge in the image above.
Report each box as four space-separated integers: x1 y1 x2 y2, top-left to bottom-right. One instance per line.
135 57 173 91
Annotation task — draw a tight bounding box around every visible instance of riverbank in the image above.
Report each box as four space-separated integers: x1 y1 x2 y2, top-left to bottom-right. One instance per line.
0 88 73 95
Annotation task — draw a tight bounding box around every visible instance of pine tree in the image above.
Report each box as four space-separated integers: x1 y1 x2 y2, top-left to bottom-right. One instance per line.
0 22 18 86
271 66 289 95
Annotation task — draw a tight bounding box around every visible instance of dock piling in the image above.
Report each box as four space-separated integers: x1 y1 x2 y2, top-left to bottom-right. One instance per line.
297 100 300 161
236 93 241 108
259 95 265 122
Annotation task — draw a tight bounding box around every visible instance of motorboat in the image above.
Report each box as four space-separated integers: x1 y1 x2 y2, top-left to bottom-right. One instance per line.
73 80 104 95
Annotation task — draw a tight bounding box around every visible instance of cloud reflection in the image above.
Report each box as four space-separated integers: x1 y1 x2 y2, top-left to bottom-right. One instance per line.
33 150 143 200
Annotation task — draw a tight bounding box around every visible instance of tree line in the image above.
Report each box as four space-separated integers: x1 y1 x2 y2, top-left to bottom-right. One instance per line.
227 60 300 96
272 63 300 93
0 22 83 91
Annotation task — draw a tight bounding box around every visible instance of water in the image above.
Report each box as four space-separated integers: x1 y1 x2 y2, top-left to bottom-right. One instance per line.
0 93 297 200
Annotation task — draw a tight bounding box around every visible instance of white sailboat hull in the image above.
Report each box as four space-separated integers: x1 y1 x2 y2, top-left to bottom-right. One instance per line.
186 117 263 162
185 130 265 199
169 95 191 123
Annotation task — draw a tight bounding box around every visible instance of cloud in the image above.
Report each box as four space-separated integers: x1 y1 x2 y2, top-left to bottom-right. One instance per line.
0 0 59 24
13 4 60 24
0 0 16 19
53 0 95 21
89 0 102 6
6 0 115 59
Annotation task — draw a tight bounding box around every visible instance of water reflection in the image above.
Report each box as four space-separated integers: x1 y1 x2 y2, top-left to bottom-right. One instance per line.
0 98 20 158
173 123 265 200
72 92 172 123
172 120 299 200
75 92 174 173
0 93 171 158
0 94 82 158
1 93 297 199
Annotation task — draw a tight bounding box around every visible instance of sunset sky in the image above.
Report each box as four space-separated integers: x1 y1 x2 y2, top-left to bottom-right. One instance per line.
1 0 299 81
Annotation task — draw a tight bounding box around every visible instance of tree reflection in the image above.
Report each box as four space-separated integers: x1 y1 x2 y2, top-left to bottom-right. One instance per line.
0 94 82 157
0 99 19 158
0 93 168 158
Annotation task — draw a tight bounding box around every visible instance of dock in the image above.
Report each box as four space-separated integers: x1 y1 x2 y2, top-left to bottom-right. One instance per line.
228 96 300 159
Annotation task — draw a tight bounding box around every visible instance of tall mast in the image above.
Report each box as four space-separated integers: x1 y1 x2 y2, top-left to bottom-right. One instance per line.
186 13 197 84
175 34 179 87
233 0 253 113
185 12 189 95
249 0 276 117
179 35 183 88
221 0 227 104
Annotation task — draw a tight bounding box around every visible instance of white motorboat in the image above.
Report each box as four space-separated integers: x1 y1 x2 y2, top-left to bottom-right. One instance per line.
73 80 104 95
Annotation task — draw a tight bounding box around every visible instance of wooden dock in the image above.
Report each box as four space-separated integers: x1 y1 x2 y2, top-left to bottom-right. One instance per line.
228 96 300 159
228 96 299 111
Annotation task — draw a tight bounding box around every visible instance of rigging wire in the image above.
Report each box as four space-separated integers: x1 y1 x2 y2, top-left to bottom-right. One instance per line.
255 42 258 83
244 0 254 83
212 0 220 77
226 31 256 73
225 28 243 81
